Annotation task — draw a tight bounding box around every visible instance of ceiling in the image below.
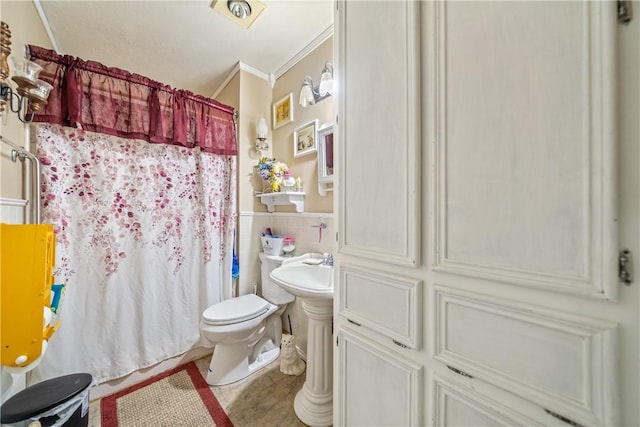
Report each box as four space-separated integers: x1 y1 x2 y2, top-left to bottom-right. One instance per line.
36 0 334 97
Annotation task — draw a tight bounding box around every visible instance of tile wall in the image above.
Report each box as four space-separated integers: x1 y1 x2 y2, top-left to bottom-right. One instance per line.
238 212 334 356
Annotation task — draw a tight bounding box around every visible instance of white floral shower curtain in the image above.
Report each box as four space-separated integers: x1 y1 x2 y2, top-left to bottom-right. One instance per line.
31 123 236 384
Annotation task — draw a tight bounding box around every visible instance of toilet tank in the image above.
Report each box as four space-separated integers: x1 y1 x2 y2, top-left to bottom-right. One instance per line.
259 253 295 305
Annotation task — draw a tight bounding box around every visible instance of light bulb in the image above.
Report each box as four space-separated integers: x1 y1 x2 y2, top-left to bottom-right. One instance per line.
319 62 334 96
299 82 314 107
256 116 268 140
319 73 333 96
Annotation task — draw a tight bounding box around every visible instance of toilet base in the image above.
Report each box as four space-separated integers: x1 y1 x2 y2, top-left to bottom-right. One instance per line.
205 343 280 386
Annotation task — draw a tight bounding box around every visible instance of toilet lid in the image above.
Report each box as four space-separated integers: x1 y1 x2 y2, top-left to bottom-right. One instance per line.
202 294 271 325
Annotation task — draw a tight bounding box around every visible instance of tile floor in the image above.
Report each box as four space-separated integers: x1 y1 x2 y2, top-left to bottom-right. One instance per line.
88 354 308 426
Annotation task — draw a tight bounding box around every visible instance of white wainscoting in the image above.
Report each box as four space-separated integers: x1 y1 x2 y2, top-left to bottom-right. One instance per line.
0 198 28 224
238 212 334 357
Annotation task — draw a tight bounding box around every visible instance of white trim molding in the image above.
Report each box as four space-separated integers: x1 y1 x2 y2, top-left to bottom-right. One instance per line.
274 24 333 80
32 0 61 53
211 61 270 99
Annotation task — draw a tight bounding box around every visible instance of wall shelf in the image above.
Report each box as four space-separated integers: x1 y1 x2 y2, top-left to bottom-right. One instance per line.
257 192 305 213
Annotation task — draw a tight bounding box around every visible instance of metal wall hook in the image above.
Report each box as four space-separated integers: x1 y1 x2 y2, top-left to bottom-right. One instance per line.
311 218 328 243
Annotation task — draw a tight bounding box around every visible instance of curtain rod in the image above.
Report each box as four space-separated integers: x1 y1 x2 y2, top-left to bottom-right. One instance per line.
28 45 236 116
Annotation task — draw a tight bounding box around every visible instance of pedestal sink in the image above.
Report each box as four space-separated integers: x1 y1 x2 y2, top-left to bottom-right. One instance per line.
270 256 333 427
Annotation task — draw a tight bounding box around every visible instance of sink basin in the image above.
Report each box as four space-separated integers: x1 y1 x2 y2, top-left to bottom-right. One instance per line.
270 261 333 300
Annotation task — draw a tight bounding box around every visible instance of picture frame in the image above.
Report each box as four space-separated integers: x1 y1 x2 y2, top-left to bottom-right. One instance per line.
317 124 334 183
272 93 294 129
293 119 318 158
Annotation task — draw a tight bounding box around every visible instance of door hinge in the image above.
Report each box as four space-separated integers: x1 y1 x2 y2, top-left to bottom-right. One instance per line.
619 249 633 284
336 336 339 347
618 0 633 24
544 409 585 427
446 365 474 379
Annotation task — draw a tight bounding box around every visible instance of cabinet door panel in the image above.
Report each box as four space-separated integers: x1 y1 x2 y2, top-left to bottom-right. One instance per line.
434 286 617 426
431 370 560 426
339 263 422 349
432 0 617 299
337 329 422 426
337 0 420 267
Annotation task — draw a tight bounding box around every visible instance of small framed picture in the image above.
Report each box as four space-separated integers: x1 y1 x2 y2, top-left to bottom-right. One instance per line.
272 93 294 129
293 119 318 158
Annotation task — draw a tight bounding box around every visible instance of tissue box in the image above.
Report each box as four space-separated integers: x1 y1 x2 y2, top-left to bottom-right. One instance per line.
261 236 285 255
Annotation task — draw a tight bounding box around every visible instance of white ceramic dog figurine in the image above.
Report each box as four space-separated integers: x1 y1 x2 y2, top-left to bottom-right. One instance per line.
280 334 305 376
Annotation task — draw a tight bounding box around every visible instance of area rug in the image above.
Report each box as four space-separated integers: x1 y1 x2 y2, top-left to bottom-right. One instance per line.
101 362 233 426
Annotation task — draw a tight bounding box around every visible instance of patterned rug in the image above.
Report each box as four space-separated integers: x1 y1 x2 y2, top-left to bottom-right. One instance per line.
101 362 233 426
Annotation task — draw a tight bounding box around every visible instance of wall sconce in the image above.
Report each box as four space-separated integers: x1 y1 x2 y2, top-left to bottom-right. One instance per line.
0 21 53 123
255 115 269 152
299 61 333 108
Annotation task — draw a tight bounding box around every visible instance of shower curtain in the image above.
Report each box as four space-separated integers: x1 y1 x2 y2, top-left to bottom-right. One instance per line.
25 45 238 385
31 123 236 384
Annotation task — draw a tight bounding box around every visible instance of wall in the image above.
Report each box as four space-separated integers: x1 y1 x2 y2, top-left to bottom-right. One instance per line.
0 0 53 401
229 37 335 355
233 36 335 297
271 36 333 214
215 72 240 116
1 1 52 200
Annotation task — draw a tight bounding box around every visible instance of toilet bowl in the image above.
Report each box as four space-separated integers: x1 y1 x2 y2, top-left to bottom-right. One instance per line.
200 253 301 386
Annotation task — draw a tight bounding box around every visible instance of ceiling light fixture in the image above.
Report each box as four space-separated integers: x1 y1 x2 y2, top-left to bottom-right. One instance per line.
211 0 265 29
299 61 334 108
0 21 52 123
227 0 251 19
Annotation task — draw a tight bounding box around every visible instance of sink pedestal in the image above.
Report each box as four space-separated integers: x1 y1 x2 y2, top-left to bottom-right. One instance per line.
294 298 333 427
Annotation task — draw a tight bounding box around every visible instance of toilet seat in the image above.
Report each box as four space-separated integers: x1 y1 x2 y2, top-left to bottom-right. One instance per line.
202 294 271 326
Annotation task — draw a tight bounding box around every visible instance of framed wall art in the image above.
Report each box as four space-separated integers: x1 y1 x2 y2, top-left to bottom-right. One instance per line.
293 119 318 158
272 93 294 129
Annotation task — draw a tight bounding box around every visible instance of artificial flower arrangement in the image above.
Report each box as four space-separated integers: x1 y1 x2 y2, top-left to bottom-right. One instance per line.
254 157 290 192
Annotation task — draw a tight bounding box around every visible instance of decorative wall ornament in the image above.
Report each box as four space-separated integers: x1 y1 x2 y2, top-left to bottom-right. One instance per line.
272 92 294 129
293 119 318 158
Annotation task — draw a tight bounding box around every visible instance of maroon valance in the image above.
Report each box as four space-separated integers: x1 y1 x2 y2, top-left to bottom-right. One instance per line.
29 45 237 156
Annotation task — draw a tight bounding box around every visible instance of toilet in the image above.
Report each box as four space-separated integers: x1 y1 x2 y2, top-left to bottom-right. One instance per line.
200 252 299 386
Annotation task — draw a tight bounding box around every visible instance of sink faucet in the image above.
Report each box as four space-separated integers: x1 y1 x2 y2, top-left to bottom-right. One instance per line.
322 253 334 266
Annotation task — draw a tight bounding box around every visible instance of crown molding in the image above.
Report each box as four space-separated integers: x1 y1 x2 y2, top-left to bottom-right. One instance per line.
211 23 334 99
32 0 61 53
211 61 270 99
274 24 333 80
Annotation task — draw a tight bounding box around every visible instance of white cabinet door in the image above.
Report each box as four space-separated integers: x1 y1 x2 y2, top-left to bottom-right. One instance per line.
431 0 618 300
336 0 638 426
424 1 636 425
336 328 423 427
336 0 420 268
334 0 423 422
